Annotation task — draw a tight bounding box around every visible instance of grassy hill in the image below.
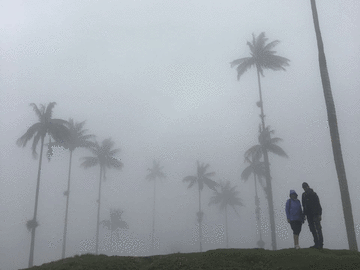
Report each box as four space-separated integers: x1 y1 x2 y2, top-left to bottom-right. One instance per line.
21 248 360 270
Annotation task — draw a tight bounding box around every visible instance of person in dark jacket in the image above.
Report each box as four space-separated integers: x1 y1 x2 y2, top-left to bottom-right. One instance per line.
285 190 305 249
302 182 323 249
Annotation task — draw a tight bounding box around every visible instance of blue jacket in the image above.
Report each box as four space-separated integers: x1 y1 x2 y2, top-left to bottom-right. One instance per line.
285 190 304 221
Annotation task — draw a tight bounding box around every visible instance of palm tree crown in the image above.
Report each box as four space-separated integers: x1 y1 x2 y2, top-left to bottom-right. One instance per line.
241 156 266 186
183 161 218 192
81 138 123 178
230 32 290 80
245 125 288 162
101 209 129 231
17 102 69 157
47 118 95 158
146 160 166 181
209 181 244 211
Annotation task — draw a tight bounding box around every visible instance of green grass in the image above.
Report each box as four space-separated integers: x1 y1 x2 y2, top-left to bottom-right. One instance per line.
21 248 360 270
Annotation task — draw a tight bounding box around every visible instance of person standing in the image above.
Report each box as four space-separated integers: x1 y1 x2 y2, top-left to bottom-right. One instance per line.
285 190 305 249
302 182 323 249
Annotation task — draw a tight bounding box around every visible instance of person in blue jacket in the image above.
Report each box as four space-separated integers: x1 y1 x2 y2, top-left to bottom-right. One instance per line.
285 189 305 249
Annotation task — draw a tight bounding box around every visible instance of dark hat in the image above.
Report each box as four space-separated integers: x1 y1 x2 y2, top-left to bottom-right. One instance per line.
302 182 309 188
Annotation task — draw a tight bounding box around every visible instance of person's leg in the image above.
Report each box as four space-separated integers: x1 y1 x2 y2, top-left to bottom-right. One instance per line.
307 216 319 247
294 234 299 246
314 217 323 248
290 222 297 247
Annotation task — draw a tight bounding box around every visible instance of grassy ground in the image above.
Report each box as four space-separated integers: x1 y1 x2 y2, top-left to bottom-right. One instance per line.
21 248 360 270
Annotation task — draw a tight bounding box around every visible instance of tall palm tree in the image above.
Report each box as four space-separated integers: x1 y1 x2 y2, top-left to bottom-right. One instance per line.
100 208 128 253
241 152 266 248
16 102 69 267
183 161 218 252
146 160 166 255
231 33 290 250
209 181 243 248
47 118 95 259
310 0 357 251
80 138 123 255
245 125 287 249
245 125 288 167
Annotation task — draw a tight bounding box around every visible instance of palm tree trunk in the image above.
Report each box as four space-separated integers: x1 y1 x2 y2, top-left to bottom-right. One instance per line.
28 136 45 268
254 173 263 245
256 68 277 250
225 205 229 248
152 180 156 255
95 166 103 255
310 0 358 251
198 188 203 252
110 230 113 254
62 150 73 259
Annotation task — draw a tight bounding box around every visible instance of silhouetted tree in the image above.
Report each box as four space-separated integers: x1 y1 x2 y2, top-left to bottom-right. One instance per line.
183 161 218 252
16 102 69 267
81 138 123 255
47 118 95 259
231 33 290 249
245 125 287 248
146 160 166 255
209 181 243 248
101 208 128 253
241 152 266 248
310 0 357 251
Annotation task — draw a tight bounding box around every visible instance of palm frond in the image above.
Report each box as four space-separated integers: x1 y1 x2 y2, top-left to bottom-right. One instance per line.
233 57 256 80
262 55 290 71
267 144 288 158
109 148 121 156
16 123 42 148
108 157 124 169
255 32 267 52
270 137 283 144
244 145 262 161
241 165 253 181
81 156 99 168
183 175 197 189
204 171 215 178
203 177 218 191
29 103 43 121
263 39 280 52
44 102 57 120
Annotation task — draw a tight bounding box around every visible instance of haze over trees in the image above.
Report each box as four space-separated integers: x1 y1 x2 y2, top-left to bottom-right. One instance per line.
80 138 124 255
3 2 359 269
231 32 290 250
47 118 95 259
16 102 70 268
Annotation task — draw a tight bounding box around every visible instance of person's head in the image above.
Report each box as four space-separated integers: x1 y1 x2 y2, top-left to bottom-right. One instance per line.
302 182 310 192
289 189 298 200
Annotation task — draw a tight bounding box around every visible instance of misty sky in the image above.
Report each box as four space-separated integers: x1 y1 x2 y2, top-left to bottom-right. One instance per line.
1 1 360 269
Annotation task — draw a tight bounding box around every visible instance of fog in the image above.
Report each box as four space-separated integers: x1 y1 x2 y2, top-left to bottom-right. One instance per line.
1 1 360 269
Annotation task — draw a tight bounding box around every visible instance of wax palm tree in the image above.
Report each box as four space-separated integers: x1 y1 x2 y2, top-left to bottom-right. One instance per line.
183 161 218 252
146 160 166 255
231 32 289 250
16 102 69 267
209 181 243 248
47 118 95 259
81 138 123 255
310 0 357 251
100 208 128 253
241 152 266 249
245 125 287 249
245 125 288 166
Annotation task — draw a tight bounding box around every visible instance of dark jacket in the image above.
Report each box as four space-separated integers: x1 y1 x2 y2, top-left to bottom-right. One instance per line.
302 188 322 216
